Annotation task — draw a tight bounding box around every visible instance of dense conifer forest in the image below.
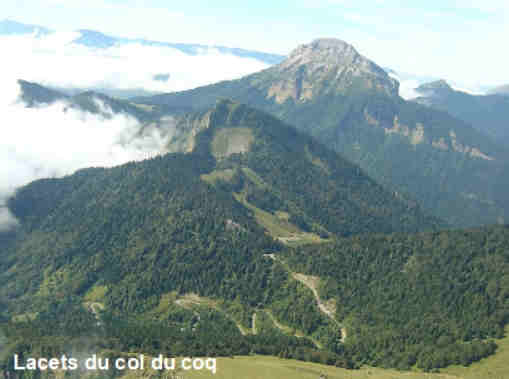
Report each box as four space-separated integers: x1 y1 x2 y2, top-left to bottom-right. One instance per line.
1 101 508 376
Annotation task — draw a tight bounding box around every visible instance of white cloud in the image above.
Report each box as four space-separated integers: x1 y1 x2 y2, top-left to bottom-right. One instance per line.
0 31 269 93
0 30 271 230
0 203 19 232
450 84 485 95
0 79 176 230
388 73 421 100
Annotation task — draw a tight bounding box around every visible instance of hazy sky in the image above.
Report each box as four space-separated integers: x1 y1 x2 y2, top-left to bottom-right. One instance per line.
2 0 508 88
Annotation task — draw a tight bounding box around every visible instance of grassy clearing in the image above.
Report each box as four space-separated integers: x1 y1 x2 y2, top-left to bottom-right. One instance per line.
129 103 155 111
122 355 463 379
83 285 108 302
11 312 38 322
200 169 235 185
36 267 71 297
235 192 299 236
174 293 217 310
233 193 299 237
144 291 179 319
240 168 327 246
173 293 251 336
441 325 509 379
143 352 509 378
211 127 254 158
203 164 327 246
115 313 509 379
241 167 267 188
305 145 330 175
233 192 324 246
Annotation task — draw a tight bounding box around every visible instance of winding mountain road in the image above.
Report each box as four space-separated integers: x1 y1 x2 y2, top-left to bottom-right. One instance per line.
264 253 346 342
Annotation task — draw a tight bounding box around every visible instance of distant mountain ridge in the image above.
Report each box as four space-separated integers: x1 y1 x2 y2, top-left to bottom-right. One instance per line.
0 19 51 36
132 38 509 228
415 79 452 95
17 79 69 106
413 79 509 146
488 84 509 96
0 19 285 65
17 79 155 122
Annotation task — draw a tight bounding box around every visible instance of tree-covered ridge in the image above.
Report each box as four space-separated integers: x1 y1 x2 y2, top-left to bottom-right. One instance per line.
282 226 509 370
0 100 443 373
17 80 157 122
1 100 505 374
17 80 69 106
199 100 440 237
2 152 276 313
1 100 439 314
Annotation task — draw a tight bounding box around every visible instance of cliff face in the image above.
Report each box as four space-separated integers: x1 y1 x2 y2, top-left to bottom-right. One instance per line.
413 79 509 146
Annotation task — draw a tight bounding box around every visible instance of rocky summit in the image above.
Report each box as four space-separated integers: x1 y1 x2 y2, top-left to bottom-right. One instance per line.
260 38 399 103
415 79 453 96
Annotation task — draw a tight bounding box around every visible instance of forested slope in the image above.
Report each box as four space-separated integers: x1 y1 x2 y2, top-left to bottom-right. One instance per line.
282 226 509 370
1 101 507 374
133 39 509 228
0 100 443 375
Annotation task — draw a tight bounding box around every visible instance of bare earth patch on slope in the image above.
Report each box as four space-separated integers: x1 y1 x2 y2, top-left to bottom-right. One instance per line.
263 310 322 348
291 272 346 342
200 168 236 184
292 273 336 321
211 127 254 159
266 254 346 342
233 192 325 246
173 293 251 336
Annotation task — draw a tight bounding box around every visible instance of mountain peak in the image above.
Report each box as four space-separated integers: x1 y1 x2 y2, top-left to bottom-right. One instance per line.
262 38 399 102
417 79 452 92
283 38 361 69
74 29 118 48
0 19 51 36
295 38 356 55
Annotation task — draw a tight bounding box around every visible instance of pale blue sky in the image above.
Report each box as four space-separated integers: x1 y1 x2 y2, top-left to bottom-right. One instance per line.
2 0 508 87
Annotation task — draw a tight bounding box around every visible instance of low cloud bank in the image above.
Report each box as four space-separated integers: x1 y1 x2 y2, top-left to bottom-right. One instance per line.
389 72 421 100
0 201 19 232
0 80 174 231
0 30 271 231
1 31 269 93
